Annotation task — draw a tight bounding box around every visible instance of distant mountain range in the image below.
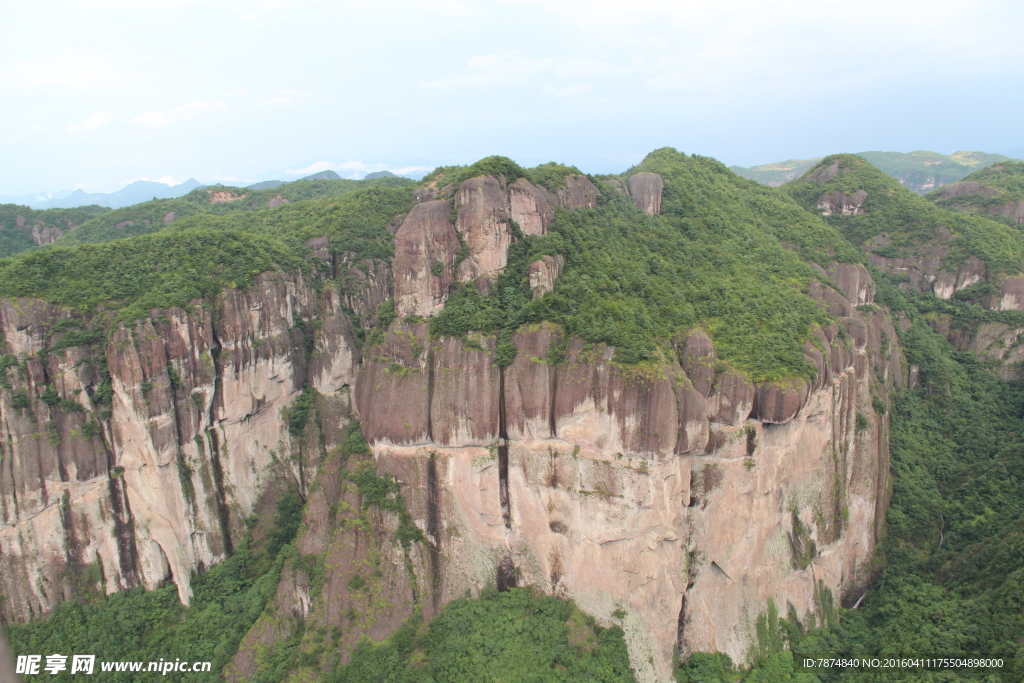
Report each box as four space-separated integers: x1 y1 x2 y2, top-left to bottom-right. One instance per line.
731 150 1020 194
1 169 413 210
0 179 205 210
247 169 397 190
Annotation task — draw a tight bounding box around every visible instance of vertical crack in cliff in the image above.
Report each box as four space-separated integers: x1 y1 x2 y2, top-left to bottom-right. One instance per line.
426 452 441 614
676 593 687 657
426 337 434 443
548 362 558 439
205 322 234 556
107 475 141 588
39 362 69 484
498 366 511 529
4 434 19 520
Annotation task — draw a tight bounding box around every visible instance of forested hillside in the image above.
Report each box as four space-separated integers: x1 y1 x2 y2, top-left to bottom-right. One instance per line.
732 150 1015 194
2 149 1023 682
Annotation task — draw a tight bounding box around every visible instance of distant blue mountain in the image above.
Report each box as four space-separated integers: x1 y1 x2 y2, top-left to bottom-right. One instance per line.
21 178 205 210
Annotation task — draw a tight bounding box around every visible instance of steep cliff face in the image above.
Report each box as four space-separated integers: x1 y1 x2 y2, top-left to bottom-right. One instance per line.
628 172 664 216
1 159 910 683
0 272 355 622
342 235 902 681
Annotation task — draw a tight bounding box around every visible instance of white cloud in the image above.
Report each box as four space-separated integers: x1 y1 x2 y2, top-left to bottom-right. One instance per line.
284 160 432 178
424 51 621 92
285 160 337 176
67 112 112 132
118 175 187 186
258 96 293 106
131 101 227 128
539 83 593 98
6 54 124 90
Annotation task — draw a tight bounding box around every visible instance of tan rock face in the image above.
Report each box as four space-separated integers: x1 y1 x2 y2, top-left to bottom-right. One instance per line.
827 263 874 306
816 189 868 216
354 321 431 447
267 195 290 208
347 277 901 680
527 255 565 299
508 178 557 236
556 175 600 211
992 199 1024 225
0 168 907 683
807 159 842 183
628 172 664 216
392 200 459 318
455 176 512 281
0 273 353 621
30 223 64 246
936 180 998 199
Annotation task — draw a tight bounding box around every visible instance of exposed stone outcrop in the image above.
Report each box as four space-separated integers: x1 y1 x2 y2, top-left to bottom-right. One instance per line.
455 176 512 281
340 262 902 680
628 172 664 216
527 255 565 299
556 175 599 211
993 275 1024 311
807 159 842 183
937 180 998 199
865 229 991 302
507 178 557 236
267 195 290 208
677 329 717 398
0 272 351 622
704 370 755 426
30 223 63 246
827 262 874 306
392 200 459 317
816 189 868 216
751 379 810 424
0 164 914 683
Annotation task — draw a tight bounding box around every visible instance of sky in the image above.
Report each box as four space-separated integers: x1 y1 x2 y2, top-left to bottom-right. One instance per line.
2 0 1023 195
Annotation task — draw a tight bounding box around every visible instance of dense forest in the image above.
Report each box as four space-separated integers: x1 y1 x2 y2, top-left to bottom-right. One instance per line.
3 149 1024 682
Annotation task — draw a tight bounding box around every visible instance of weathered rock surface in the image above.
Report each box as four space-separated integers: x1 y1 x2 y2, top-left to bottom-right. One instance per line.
827 263 874 306
628 172 664 216
30 223 63 246
936 180 998 199
0 273 346 622
343 270 902 680
816 189 868 216
556 175 600 211
0 167 914 683
507 178 557 236
527 255 565 299
455 176 512 281
392 200 459 317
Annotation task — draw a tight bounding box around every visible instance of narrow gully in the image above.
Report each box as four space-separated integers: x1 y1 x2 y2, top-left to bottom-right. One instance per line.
497 366 510 529
205 323 234 556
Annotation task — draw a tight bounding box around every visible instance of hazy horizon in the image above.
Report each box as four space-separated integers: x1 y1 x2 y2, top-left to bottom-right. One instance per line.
4 0 1022 195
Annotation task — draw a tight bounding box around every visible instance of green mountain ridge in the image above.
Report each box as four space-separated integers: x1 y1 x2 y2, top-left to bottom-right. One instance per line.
732 150 1017 195
3 148 1024 682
